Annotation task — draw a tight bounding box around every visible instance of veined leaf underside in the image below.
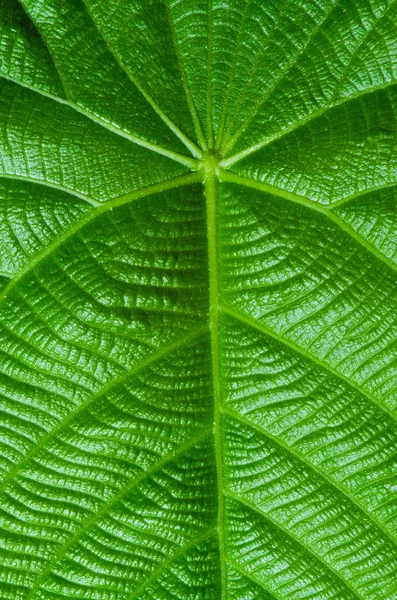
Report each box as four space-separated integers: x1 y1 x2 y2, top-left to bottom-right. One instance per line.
0 0 397 598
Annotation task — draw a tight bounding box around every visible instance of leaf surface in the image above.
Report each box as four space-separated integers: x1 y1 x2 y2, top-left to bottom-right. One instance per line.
0 1 396 599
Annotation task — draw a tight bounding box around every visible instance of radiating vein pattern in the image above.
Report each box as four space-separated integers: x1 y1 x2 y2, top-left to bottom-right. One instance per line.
0 0 396 598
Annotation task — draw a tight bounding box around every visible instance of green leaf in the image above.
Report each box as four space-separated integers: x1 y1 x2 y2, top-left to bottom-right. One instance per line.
0 1 396 598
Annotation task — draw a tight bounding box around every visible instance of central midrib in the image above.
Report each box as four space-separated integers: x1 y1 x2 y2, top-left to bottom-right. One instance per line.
203 156 227 598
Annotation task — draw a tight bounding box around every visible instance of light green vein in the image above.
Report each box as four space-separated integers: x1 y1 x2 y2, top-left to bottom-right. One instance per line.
219 0 296 153
26 425 214 599
206 0 214 147
0 325 207 497
11 0 200 168
0 74 199 170
0 172 202 303
220 0 343 154
222 405 397 550
225 558 288 600
218 169 397 278
126 527 217 600
0 172 98 206
220 305 397 423
227 493 365 600
79 0 202 159
331 0 397 100
165 1 208 151
15 0 71 103
214 0 252 149
203 156 227 599
330 182 397 208
220 79 397 167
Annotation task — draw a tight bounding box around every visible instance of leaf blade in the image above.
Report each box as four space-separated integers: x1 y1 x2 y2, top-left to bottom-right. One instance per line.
1 2 397 598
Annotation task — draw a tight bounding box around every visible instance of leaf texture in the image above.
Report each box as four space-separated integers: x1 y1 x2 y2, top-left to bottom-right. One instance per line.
0 1 396 599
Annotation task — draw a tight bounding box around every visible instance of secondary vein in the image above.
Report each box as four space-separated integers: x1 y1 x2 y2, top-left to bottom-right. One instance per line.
0 326 207 497
222 405 397 551
221 304 397 423
227 492 365 600
0 74 199 170
79 0 203 159
165 0 208 151
219 79 397 167
0 172 202 303
218 169 397 279
126 527 217 600
26 425 214 600
0 172 98 206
